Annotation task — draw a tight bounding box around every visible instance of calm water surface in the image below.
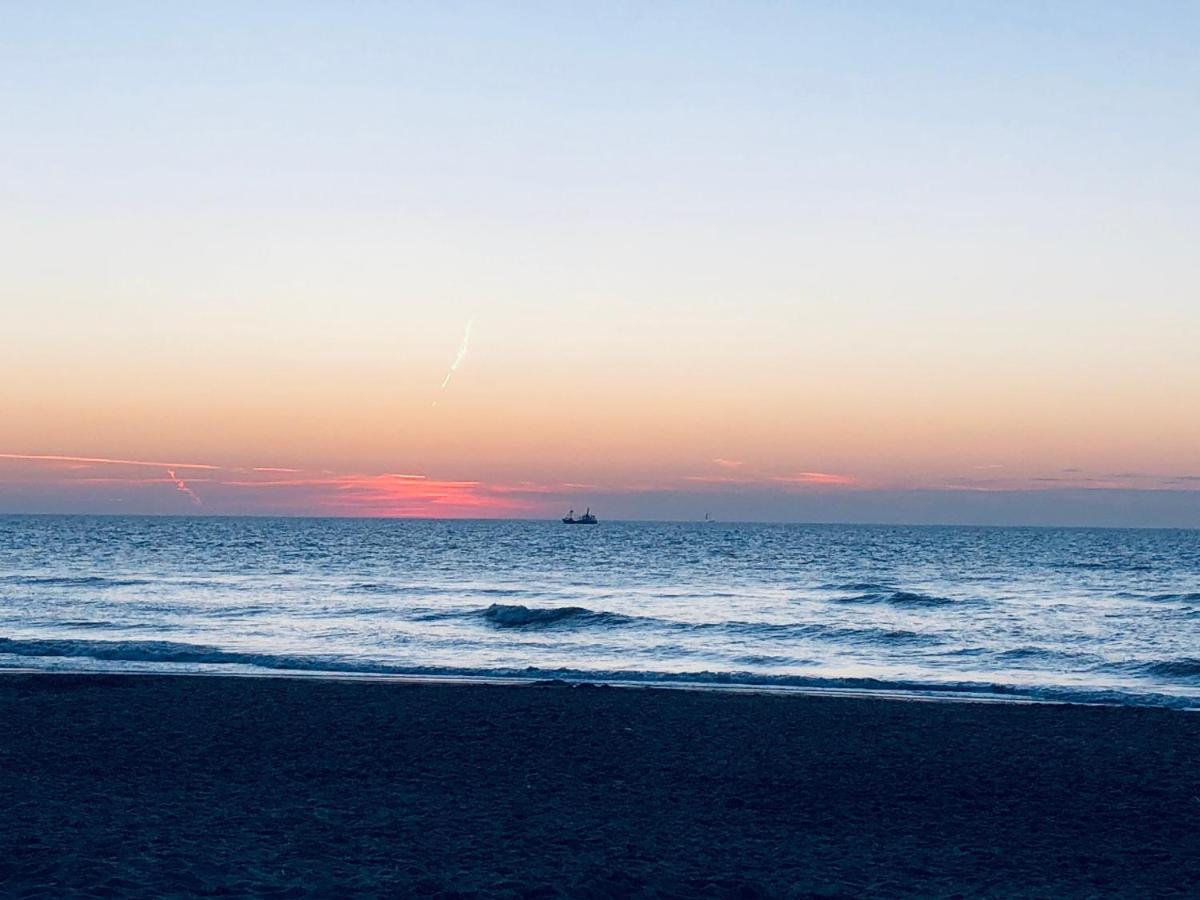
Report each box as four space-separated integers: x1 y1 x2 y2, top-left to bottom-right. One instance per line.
1 516 1198 707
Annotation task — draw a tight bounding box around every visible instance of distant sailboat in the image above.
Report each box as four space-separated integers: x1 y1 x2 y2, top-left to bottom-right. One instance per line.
704 512 716 523
562 507 598 525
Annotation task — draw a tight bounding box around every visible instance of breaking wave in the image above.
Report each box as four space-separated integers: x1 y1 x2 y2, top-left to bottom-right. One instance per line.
1120 658 1200 681
412 604 940 646
481 604 636 629
831 590 960 608
0 637 288 667
1 635 1197 709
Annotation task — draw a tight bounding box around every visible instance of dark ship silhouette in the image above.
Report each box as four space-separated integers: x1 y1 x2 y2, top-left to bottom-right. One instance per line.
562 507 597 525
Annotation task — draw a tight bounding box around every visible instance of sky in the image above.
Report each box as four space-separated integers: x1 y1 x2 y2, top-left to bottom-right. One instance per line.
2 2 1198 525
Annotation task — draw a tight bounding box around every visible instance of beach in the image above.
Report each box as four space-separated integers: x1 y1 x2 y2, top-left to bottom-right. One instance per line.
1 674 1198 897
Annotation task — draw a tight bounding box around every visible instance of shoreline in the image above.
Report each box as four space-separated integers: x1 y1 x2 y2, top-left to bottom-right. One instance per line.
2 663 1196 711
3 670 1199 896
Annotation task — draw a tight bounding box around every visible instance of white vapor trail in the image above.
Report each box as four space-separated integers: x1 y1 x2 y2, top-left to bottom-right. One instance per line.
0 452 217 470
434 317 475 405
166 469 202 506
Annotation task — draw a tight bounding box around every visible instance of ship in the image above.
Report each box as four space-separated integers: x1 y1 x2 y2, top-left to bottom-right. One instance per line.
562 507 598 525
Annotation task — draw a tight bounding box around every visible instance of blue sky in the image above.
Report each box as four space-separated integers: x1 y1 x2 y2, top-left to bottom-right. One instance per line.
1 2 1197 524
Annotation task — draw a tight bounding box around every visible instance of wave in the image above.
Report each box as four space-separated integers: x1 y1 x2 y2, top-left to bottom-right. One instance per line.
343 582 534 599
31 620 164 632
1113 591 1200 605
705 621 938 646
1120 658 1200 681
415 604 938 646
343 582 471 596
832 590 960 608
1056 560 1153 572
0 637 1195 709
994 647 1105 666
730 654 816 667
480 604 637 629
343 582 394 594
820 582 895 593
0 632 910 671
995 646 1057 661
1147 592 1200 604
412 603 645 630
203 605 287 619
0 637 281 667
887 591 959 608
0 575 151 588
0 637 396 675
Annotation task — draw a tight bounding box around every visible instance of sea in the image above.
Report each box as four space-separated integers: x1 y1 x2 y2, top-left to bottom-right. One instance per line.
1 516 1198 708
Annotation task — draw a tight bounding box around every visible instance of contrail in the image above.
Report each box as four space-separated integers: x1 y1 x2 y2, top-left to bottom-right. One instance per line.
433 317 475 406
166 469 202 506
0 452 218 470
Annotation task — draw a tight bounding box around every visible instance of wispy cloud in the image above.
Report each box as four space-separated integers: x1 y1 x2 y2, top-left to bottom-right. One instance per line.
772 472 856 486
712 458 744 469
941 470 1187 491
683 469 857 488
0 453 218 470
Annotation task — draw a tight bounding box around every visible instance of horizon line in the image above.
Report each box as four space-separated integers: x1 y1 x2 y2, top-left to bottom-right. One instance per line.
0 510 1195 532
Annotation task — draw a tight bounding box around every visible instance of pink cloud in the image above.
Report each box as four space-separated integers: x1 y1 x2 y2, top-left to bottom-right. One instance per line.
772 472 857 487
684 470 857 488
2 453 865 510
216 470 539 517
684 474 751 485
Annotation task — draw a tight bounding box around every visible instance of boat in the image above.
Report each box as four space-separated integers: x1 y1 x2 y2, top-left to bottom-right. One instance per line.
562 507 598 525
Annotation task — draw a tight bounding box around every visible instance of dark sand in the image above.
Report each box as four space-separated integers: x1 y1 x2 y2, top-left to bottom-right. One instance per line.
2 674 1199 898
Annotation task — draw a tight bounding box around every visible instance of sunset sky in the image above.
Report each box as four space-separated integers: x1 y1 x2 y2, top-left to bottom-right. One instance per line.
2 2 1198 525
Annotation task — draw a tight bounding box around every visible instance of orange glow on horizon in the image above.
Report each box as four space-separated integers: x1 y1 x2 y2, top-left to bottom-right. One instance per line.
1 450 1197 519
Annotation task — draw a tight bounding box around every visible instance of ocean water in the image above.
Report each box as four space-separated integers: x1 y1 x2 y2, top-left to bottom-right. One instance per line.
1 515 1198 707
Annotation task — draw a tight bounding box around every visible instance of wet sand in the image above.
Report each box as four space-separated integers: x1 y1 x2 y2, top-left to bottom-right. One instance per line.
1 673 1198 898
